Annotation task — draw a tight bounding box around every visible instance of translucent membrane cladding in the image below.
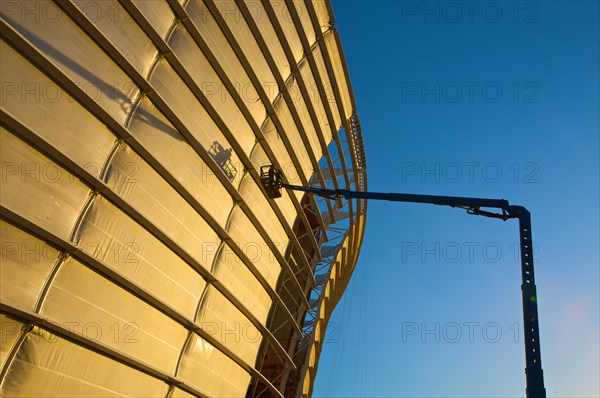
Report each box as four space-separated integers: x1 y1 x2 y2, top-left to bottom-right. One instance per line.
185 0 265 126
0 1 365 396
260 116 304 203
196 285 262 365
71 0 158 77
0 42 115 179
171 387 196 398
238 173 288 257
103 143 221 271
0 314 23 368
148 59 243 175
212 244 272 324
0 128 91 241
132 0 177 39
311 0 332 33
298 55 333 145
127 96 233 229
178 333 251 397
312 45 341 131
1 327 169 397
167 24 256 158
270 1 303 63
0 220 60 311
40 257 189 375
225 206 280 289
285 74 323 166
324 31 353 122
272 89 313 182
248 144 297 227
212 0 278 104
303 368 312 395
2 0 141 126
73 195 207 319
245 0 290 80
292 0 316 45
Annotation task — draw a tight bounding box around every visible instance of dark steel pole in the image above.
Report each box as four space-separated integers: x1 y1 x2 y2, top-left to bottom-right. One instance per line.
511 206 546 398
273 174 547 396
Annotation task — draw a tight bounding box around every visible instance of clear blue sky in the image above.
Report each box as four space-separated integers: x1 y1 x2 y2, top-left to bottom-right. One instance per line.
313 1 599 397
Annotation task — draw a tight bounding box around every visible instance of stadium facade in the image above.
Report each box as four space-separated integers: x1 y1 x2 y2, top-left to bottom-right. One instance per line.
0 1 366 396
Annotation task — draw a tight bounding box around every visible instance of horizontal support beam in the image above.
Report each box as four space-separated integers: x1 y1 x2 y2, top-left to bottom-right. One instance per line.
283 184 512 213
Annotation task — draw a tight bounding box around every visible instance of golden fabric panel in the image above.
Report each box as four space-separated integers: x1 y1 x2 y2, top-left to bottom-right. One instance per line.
73 195 206 319
248 143 298 227
131 0 177 40
185 0 266 127
314 319 323 343
298 55 333 144
260 117 304 203
149 59 229 152
148 59 246 191
212 0 278 104
0 42 115 178
39 257 189 376
303 368 312 396
1 1 364 396
340 236 351 277
272 94 313 181
197 285 262 366
71 1 158 77
244 1 290 80
312 44 342 131
291 0 315 46
226 206 281 289
285 75 323 162
311 1 332 33
0 220 59 312
103 143 221 271
1 327 169 397
328 262 337 293
126 97 233 228
170 387 196 398
324 32 354 120
213 244 271 324
167 24 256 157
2 0 141 126
269 1 303 65
0 129 91 241
0 314 25 371
178 333 251 397
238 174 288 254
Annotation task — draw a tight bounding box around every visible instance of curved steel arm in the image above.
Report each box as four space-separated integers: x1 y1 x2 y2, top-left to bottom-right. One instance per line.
275 181 546 397
283 183 515 219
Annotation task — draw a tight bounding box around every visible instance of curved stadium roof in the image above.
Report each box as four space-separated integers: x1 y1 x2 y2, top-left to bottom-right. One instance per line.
0 1 366 396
